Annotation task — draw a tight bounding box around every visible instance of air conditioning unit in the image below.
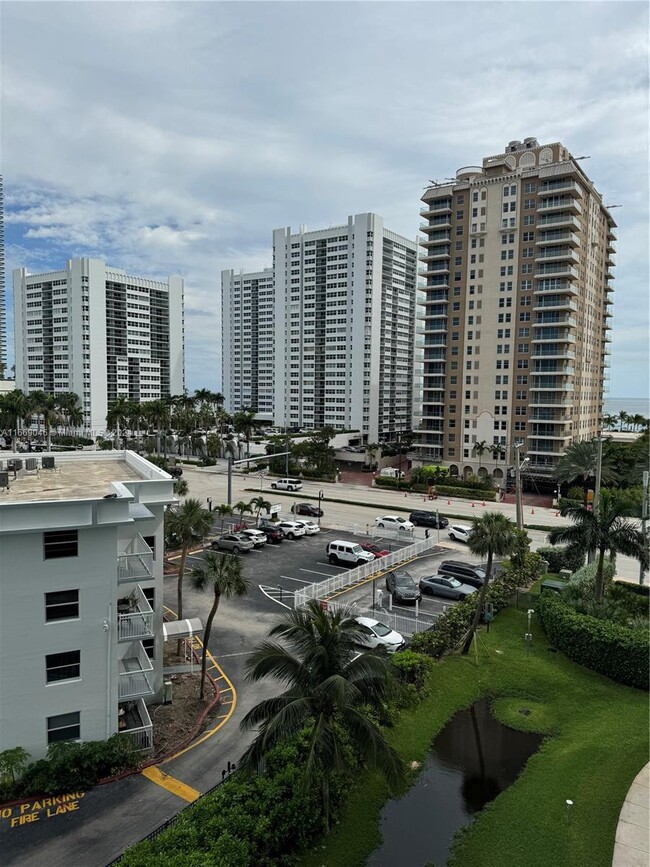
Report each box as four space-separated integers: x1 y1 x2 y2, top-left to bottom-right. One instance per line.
162 680 173 705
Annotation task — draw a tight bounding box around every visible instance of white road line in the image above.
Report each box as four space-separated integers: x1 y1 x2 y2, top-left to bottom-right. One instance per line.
280 574 312 584
299 568 337 577
315 561 346 569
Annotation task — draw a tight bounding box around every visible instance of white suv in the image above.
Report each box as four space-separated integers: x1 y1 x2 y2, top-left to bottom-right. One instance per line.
326 540 375 567
271 478 303 491
277 521 306 539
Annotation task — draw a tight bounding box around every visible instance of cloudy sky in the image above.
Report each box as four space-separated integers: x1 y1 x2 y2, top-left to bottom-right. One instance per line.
2 1 648 399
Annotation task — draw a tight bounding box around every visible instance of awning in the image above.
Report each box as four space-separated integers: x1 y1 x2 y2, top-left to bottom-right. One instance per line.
163 617 204 640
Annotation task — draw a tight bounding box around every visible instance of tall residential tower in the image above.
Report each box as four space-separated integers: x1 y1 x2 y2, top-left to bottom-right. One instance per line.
13 258 184 431
415 138 614 484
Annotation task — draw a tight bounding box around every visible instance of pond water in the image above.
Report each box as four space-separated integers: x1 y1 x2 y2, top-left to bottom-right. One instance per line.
366 698 542 867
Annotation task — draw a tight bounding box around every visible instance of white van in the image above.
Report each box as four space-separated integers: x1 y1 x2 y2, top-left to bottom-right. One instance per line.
379 468 405 479
326 540 375 567
271 477 303 492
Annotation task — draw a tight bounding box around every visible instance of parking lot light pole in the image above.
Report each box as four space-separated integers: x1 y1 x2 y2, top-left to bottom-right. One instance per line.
436 510 440 543
318 489 323 526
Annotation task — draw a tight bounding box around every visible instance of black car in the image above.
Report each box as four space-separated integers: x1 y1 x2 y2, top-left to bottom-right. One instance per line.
291 502 323 518
409 510 449 529
385 568 422 604
258 520 285 543
438 560 486 589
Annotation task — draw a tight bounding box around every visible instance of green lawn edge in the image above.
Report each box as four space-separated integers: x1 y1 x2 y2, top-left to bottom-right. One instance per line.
298 607 649 867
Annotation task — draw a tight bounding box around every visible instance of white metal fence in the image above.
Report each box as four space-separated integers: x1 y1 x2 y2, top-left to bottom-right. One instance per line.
293 536 439 609
326 599 440 637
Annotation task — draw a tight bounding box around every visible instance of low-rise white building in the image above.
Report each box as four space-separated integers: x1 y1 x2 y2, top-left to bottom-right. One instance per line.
0 451 178 760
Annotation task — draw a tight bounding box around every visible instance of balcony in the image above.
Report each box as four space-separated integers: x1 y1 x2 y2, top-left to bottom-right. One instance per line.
537 197 583 215
535 279 579 295
539 178 583 195
117 534 154 584
418 265 450 277
531 347 576 361
537 230 581 247
529 397 574 407
420 202 452 218
420 228 451 242
537 214 581 230
529 379 575 391
534 263 580 280
532 330 576 343
421 248 451 262
533 297 578 312
118 641 154 700
118 698 153 751
118 585 154 642
534 315 577 328
535 248 580 265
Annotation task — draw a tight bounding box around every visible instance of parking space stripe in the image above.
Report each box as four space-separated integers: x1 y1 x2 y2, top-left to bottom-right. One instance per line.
141 767 201 803
281 575 312 584
299 568 338 577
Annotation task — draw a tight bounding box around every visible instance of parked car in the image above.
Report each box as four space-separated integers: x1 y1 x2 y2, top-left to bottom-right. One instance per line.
326 540 375 567
448 524 473 543
375 515 414 532
240 528 267 548
409 510 449 529
258 524 284 544
438 560 487 588
291 502 323 517
293 520 320 535
276 521 306 540
360 542 390 558
419 574 477 600
353 617 405 653
385 569 422 604
210 532 255 554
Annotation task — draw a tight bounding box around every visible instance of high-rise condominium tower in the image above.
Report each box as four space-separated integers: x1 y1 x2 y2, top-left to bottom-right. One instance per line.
416 138 615 484
14 258 184 431
0 176 6 370
222 213 418 442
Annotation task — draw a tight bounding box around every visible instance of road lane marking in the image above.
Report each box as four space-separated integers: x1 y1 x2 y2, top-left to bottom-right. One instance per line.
281 575 312 584
141 767 200 803
299 568 338 577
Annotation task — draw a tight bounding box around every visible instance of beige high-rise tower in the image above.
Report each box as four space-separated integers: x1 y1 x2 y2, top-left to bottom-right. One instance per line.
415 138 615 488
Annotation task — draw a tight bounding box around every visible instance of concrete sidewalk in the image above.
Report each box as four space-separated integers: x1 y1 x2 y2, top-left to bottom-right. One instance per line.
612 763 649 867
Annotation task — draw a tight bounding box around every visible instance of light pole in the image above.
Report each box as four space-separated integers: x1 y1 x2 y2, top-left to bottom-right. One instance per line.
640 470 649 586
514 442 528 531
588 435 605 564
318 489 324 527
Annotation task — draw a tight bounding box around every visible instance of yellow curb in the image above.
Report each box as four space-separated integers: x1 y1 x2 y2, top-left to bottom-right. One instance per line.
141 766 201 803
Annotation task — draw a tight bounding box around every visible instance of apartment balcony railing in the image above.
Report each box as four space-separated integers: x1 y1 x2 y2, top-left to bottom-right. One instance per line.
539 178 583 195
529 412 572 422
535 248 580 264
537 214 581 230
118 698 153 751
526 443 567 456
418 265 450 277
528 425 572 438
536 230 581 247
531 347 576 360
117 534 154 584
534 263 580 279
118 641 154 700
534 315 577 328
535 280 579 296
533 362 575 375
421 248 451 262
420 202 452 217
529 397 574 407
532 330 576 343
419 228 451 241
117 585 154 642
537 197 583 215
533 297 578 312
529 380 575 391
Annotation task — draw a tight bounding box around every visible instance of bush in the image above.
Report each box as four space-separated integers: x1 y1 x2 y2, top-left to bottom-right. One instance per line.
536 594 649 690
200 458 217 466
51 434 94 447
413 484 497 501
390 650 433 692
373 477 411 490
569 559 616 590
536 545 585 574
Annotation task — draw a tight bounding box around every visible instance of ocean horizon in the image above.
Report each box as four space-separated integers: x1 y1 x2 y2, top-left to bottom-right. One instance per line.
604 397 650 417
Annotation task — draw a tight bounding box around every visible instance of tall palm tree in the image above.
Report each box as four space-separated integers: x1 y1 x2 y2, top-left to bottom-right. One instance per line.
190 552 250 699
555 439 616 504
233 407 258 466
239 600 404 831
206 432 222 460
549 491 648 601
618 410 629 431
472 440 488 471
106 396 133 449
250 496 272 525
32 392 64 451
165 498 214 650
0 390 33 451
461 512 516 655
233 500 254 525
214 502 234 533
365 442 380 470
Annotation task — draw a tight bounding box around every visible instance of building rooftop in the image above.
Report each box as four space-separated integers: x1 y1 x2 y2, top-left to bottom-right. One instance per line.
0 452 168 504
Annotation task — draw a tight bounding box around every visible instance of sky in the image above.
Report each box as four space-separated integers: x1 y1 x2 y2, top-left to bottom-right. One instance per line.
2 0 648 398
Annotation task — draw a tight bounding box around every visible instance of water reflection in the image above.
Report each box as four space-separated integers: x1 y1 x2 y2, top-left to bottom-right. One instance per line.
367 698 542 867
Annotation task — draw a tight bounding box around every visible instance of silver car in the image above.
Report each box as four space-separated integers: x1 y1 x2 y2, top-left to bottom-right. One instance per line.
277 521 306 540
211 532 255 554
419 574 477 601
240 528 267 548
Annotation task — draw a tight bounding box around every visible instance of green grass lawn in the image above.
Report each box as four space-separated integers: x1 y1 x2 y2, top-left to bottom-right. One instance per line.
299 607 649 867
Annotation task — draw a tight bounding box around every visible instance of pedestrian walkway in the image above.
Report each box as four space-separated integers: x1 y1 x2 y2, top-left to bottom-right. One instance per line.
612 763 649 867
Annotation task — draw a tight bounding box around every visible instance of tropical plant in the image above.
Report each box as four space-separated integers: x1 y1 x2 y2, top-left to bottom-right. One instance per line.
239 600 405 831
249 496 272 525
233 407 258 465
549 491 649 601
174 478 189 498
106 396 134 450
461 512 516 655
190 552 250 698
31 391 64 451
165 499 214 648
0 389 34 451
472 440 489 470
555 438 616 503
233 500 254 524
0 746 30 787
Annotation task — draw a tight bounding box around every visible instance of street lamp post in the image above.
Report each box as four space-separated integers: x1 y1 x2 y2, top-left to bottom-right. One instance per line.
318 489 323 527
640 470 649 586
513 442 528 531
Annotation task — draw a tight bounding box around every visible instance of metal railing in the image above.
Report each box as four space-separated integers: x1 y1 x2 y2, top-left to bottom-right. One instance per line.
294 536 438 608
326 600 440 637
118 642 154 700
117 534 154 583
118 698 153 751
117 585 154 641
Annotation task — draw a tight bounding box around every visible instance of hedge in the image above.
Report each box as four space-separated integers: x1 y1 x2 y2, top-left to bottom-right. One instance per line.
536 545 585 574
536 595 649 690
417 484 497 502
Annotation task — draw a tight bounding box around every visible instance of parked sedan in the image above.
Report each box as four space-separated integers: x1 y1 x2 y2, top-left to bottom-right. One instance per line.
211 532 255 554
240 528 267 548
291 502 323 517
409 510 449 529
375 515 414 532
360 542 390 558
276 521 306 540
293 520 320 535
353 617 405 653
419 574 477 601
385 569 422 604
448 524 473 543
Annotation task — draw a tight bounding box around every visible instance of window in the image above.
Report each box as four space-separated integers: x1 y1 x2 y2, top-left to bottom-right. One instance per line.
46 650 81 683
44 530 78 560
47 711 80 745
524 198 536 209
45 590 79 622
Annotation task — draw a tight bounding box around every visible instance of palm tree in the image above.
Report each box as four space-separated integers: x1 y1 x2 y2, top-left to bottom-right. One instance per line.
461 512 516 655
32 392 64 451
549 491 648 601
555 439 616 504
174 478 189 498
618 410 629 431
365 442 380 470
250 496 272 525
233 407 258 467
206 432 222 461
239 600 404 831
472 440 488 471
0 390 34 451
214 503 234 533
165 498 214 650
601 413 618 431
106 396 133 449
233 500 254 525
190 552 250 699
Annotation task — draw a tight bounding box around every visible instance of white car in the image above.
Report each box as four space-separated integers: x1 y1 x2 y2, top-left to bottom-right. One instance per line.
375 515 414 532
240 528 267 548
293 520 320 535
353 617 405 653
277 521 306 540
448 524 473 543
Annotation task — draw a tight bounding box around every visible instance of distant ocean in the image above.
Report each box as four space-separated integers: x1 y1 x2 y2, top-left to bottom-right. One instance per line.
604 397 650 417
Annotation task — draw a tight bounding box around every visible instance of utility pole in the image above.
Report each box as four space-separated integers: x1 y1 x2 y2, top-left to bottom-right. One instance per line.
588 436 604 564
640 470 649 586
514 442 528 531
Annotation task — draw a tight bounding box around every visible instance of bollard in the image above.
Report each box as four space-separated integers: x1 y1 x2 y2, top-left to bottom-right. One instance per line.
555 511 560 517
447 499 451 505
531 508 535 515
482 501 486 507
471 502 475 508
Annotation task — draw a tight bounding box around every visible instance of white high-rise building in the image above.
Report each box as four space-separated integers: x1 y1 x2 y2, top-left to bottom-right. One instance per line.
222 213 418 442
13 258 184 432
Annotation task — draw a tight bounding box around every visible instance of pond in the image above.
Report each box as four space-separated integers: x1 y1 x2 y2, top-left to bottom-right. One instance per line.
366 698 543 867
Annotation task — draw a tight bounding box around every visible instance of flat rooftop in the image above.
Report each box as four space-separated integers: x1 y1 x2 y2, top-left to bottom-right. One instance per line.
0 456 148 504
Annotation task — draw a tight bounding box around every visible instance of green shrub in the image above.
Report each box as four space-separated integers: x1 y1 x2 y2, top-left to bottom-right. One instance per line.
536 595 649 690
412 483 497 501
536 545 585 574
374 477 411 490
390 650 432 691
570 559 616 590
51 434 94 447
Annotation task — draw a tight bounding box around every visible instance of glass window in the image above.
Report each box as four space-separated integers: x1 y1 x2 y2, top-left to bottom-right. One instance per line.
47 711 81 744
46 650 81 683
45 590 79 622
44 530 78 560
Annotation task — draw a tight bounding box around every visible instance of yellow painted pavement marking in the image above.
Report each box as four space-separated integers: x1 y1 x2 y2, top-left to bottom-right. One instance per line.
141 766 201 803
